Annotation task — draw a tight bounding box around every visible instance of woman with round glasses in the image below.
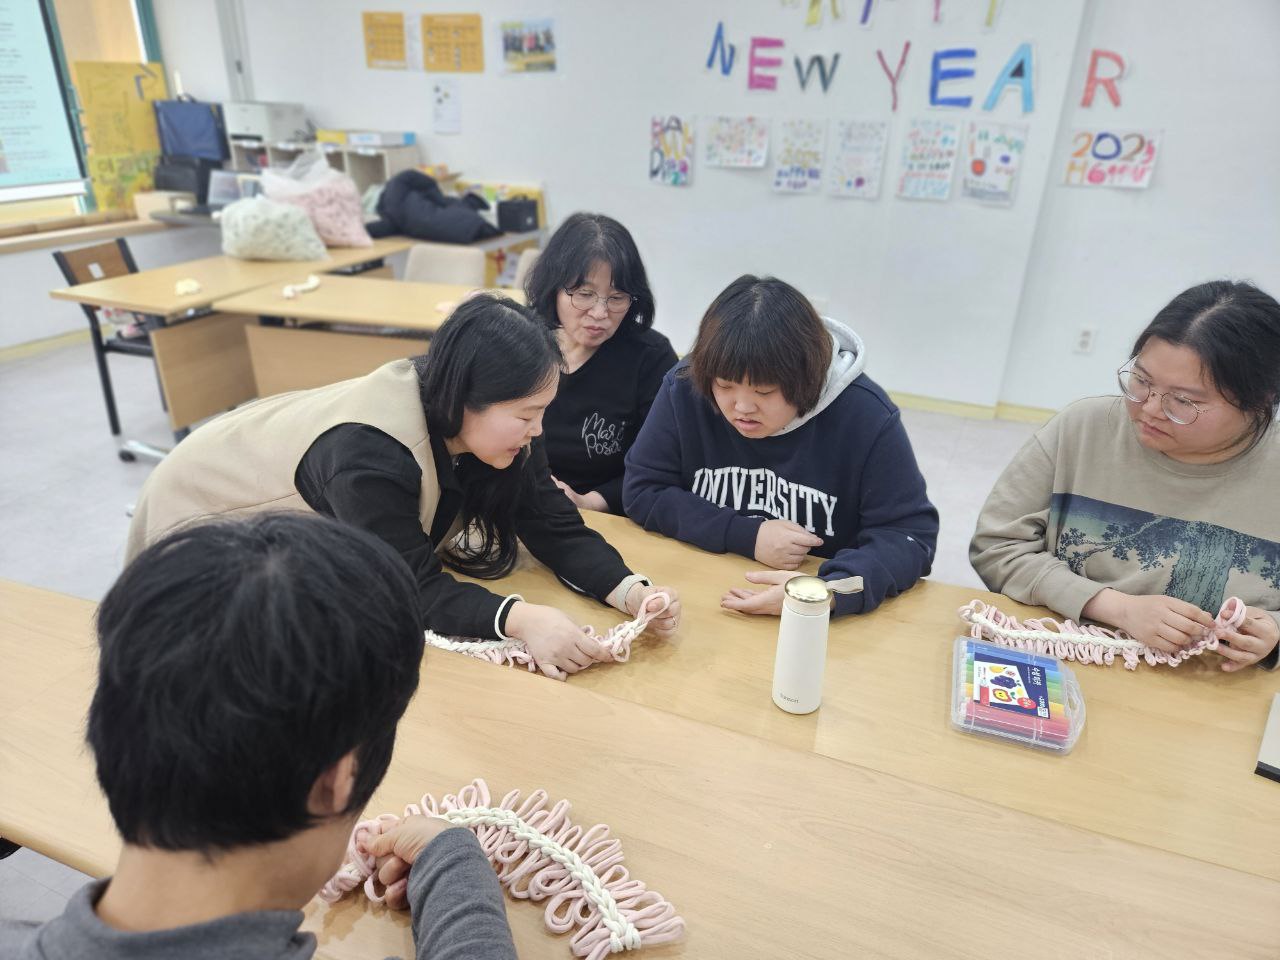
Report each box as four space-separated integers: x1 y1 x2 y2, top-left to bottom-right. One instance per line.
971 281 1280 671
525 212 677 513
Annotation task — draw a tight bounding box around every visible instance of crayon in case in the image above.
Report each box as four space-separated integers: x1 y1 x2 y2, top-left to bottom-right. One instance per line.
951 637 1085 753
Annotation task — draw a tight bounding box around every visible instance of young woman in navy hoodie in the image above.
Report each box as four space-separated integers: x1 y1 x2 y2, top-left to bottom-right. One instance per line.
623 275 939 617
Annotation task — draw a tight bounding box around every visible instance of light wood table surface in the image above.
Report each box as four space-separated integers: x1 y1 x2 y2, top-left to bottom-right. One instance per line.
48 236 416 319
211 275 526 332
452 513 1280 884
2 580 1277 958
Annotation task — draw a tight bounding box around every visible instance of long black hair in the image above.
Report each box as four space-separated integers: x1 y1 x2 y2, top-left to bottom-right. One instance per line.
525 212 656 329
1132 280 1280 448
414 294 562 578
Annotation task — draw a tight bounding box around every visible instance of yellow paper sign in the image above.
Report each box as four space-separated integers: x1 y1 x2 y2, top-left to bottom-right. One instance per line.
422 14 484 72
363 11 408 69
73 61 168 211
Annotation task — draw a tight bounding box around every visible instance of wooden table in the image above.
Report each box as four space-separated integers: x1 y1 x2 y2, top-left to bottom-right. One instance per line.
2 580 1277 958
211 276 526 396
456 513 1280 885
46 237 416 438
213 274 525 331
48 236 416 319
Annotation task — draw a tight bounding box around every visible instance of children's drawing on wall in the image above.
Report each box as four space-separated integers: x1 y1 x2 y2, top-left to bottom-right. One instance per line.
772 119 825 194
828 119 888 199
960 120 1026 205
650 115 693 187
501 19 556 73
895 117 959 201
1063 129 1160 189
704 116 769 168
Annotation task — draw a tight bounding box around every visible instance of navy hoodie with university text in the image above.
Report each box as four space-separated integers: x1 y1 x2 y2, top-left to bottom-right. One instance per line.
622 318 938 616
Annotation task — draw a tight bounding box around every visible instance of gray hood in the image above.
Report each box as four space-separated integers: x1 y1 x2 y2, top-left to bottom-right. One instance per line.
773 316 866 436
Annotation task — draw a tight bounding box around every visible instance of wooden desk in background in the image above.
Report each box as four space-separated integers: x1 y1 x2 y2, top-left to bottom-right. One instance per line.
457 513 1280 885
2 580 1276 959
47 237 415 433
212 276 525 396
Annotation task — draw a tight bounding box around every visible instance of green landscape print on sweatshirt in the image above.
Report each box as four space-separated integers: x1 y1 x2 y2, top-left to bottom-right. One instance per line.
1050 493 1280 612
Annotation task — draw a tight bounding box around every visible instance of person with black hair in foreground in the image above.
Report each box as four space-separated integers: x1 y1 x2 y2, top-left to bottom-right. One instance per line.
125 295 679 680
0 513 516 959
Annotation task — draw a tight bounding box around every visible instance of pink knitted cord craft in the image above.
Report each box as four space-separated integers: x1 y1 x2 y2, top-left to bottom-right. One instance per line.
318 779 685 960
424 592 672 672
958 596 1247 670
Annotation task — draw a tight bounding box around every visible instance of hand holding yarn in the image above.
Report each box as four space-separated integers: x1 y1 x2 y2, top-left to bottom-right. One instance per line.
506 602 610 680
1083 589 1217 654
364 815 459 910
960 594 1248 670
624 584 680 639
1215 605 1280 672
319 779 685 960
754 519 824 570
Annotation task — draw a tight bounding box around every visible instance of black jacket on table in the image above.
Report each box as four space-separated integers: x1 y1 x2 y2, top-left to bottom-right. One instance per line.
295 424 634 638
542 323 678 514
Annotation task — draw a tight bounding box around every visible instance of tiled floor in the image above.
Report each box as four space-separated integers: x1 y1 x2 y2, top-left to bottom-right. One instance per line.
0 340 1037 918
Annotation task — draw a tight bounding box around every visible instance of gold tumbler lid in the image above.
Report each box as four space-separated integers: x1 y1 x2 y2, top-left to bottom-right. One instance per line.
783 576 830 604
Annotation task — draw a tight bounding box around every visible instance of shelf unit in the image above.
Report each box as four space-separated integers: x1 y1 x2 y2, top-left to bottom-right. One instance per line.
228 140 420 196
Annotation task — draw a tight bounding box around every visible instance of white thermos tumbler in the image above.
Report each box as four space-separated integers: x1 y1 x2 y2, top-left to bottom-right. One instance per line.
772 575 864 715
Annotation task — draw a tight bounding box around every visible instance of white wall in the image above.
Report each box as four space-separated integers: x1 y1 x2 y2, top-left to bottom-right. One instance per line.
1001 0 1280 410
156 0 1086 408
140 0 1280 413
150 0 230 100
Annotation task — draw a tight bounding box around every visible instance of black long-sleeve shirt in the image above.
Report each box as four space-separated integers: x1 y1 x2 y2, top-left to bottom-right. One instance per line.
542 323 678 514
294 423 634 638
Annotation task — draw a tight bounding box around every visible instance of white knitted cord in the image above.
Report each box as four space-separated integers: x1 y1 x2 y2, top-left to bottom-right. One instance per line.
318 780 686 960
424 592 671 672
438 805 641 953
958 597 1245 670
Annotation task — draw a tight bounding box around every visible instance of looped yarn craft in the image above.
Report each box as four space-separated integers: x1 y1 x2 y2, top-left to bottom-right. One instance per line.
318 778 685 960
958 595 1247 670
424 592 672 672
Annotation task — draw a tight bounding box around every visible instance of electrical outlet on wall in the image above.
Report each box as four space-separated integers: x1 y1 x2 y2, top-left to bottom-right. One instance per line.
1073 327 1098 354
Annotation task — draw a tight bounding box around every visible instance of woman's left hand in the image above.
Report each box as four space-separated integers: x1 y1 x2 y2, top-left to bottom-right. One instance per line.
627 584 681 638
551 475 609 513
720 570 803 617
1215 606 1280 672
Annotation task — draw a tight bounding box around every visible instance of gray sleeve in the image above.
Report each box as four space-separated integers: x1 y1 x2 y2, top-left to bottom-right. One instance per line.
969 429 1103 621
0 918 41 957
406 827 517 960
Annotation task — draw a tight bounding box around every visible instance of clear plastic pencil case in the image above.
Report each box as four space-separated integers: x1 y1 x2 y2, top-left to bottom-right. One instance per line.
951 636 1086 754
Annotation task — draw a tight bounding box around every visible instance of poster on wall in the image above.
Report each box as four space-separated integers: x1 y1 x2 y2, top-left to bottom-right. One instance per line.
960 120 1027 205
362 11 408 69
501 19 556 72
772 119 825 194
895 117 960 201
432 79 462 134
704 116 769 168
828 119 888 199
650 115 693 187
73 61 168 211
422 13 483 72
1063 129 1160 189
